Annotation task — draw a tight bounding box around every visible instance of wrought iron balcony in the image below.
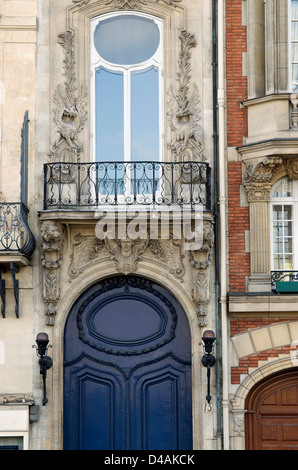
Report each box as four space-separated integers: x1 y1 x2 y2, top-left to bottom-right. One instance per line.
0 202 36 259
43 161 211 211
271 270 298 293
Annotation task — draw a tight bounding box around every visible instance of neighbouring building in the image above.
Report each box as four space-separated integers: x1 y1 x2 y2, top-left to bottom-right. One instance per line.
0 0 297 451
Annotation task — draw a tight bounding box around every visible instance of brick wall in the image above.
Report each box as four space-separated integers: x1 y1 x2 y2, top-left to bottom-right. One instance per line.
231 345 298 383
226 1 249 291
226 0 248 147
230 318 298 383
228 161 250 291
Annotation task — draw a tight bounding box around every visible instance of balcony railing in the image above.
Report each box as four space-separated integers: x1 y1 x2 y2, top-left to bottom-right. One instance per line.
43 161 211 211
271 270 298 293
0 203 36 258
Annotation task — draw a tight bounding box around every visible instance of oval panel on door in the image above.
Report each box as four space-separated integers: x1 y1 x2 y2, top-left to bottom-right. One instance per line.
64 275 192 450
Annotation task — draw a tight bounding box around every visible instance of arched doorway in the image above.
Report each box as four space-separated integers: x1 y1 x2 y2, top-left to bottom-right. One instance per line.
245 368 298 450
63 275 193 450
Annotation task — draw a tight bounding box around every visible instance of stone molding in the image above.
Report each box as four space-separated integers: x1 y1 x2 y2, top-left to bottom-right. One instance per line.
72 0 183 7
41 216 214 326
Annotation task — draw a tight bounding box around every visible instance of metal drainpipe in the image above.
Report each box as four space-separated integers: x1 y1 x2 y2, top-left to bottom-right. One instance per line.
212 0 222 449
217 0 230 450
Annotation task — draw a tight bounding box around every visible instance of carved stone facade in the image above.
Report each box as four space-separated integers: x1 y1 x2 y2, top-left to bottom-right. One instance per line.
0 0 218 452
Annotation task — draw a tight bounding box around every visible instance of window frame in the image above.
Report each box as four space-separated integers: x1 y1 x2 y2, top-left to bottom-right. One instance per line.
90 11 164 165
289 0 298 91
270 177 298 270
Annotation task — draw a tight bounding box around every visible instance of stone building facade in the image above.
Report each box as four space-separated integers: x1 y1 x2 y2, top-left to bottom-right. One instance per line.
227 0 298 451
0 0 297 451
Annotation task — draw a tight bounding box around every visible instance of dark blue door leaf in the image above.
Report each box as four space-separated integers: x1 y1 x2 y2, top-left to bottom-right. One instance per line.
63 276 192 450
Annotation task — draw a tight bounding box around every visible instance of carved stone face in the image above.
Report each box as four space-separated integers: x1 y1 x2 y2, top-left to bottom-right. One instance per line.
41 221 62 250
120 239 132 254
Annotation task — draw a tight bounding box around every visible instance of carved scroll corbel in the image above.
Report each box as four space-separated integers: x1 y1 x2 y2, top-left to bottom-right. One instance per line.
189 220 214 327
41 221 64 326
243 156 283 202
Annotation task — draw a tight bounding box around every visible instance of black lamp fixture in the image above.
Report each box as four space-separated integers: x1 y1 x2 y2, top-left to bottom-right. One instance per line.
200 330 216 404
33 332 53 406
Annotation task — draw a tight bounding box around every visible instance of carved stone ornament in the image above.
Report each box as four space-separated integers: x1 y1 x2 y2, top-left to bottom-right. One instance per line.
68 233 185 281
188 220 214 327
243 156 283 202
168 31 204 162
41 221 64 325
284 158 298 180
72 0 182 7
232 412 245 434
50 30 87 163
290 94 298 128
104 238 149 275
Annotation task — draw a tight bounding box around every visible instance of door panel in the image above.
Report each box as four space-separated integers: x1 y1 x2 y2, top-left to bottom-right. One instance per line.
245 369 298 450
63 276 192 450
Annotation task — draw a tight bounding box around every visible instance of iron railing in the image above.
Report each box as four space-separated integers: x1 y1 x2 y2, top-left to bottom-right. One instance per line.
43 161 211 210
0 203 36 258
271 270 298 292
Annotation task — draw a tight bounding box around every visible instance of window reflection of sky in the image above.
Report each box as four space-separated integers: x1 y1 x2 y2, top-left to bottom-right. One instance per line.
94 15 160 65
131 68 159 162
93 12 163 194
96 68 124 162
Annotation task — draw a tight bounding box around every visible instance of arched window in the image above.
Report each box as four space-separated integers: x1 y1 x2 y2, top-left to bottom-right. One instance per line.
90 12 163 164
270 177 298 270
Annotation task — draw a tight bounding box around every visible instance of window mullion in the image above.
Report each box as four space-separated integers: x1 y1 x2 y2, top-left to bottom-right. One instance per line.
124 69 131 164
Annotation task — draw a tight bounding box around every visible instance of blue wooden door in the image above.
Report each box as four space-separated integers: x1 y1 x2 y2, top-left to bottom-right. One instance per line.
63 276 192 450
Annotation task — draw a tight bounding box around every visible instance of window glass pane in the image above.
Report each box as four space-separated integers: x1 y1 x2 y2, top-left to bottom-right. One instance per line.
94 15 160 65
285 255 294 269
96 67 124 162
292 63 298 83
292 43 298 62
284 238 293 253
272 179 292 198
273 221 283 237
131 67 159 162
292 0 298 19
284 205 293 220
284 221 293 236
292 22 298 40
273 205 283 220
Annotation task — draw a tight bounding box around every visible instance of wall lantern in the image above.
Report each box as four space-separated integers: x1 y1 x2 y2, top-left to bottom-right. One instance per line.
33 332 53 406
200 330 216 404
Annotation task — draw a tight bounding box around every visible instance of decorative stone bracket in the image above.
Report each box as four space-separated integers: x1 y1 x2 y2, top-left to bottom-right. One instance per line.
41 221 64 326
188 220 214 327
